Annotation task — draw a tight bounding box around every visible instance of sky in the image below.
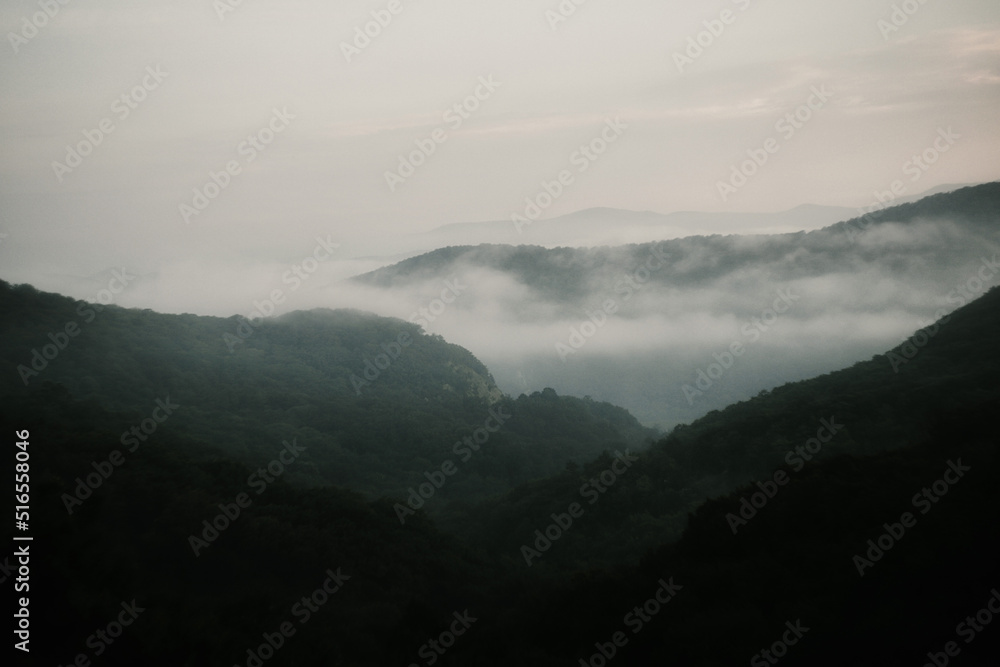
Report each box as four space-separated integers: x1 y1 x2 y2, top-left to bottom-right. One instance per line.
0 0 999 312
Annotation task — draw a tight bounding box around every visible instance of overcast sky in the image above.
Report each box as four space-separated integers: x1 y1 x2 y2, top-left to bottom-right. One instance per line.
1 0 998 309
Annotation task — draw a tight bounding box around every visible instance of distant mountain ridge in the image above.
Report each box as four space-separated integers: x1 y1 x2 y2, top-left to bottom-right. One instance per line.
407 203 858 251
344 182 1000 428
2 190 997 666
353 183 999 287
336 183 983 262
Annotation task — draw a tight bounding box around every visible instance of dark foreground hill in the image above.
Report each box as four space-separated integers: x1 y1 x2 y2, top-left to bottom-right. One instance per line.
0 280 655 508
8 371 997 665
447 286 1000 571
1 284 998 665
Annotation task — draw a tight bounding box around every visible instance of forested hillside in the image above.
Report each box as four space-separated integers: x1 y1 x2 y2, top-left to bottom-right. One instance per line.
353 183 1000 308
445 285 1000 570
4 287 997 665
2 210 999 664
0 281 655 508
5 1 998 663
344 183 1000 428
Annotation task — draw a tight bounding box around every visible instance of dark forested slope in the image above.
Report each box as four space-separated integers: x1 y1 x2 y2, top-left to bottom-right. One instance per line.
448 285 1000 570
0 281 656 507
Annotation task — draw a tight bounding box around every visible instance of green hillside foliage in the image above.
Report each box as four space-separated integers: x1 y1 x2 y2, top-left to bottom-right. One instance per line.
2 186 999 663
6 288 997 664
0 281 656 510
448 286 1000 570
